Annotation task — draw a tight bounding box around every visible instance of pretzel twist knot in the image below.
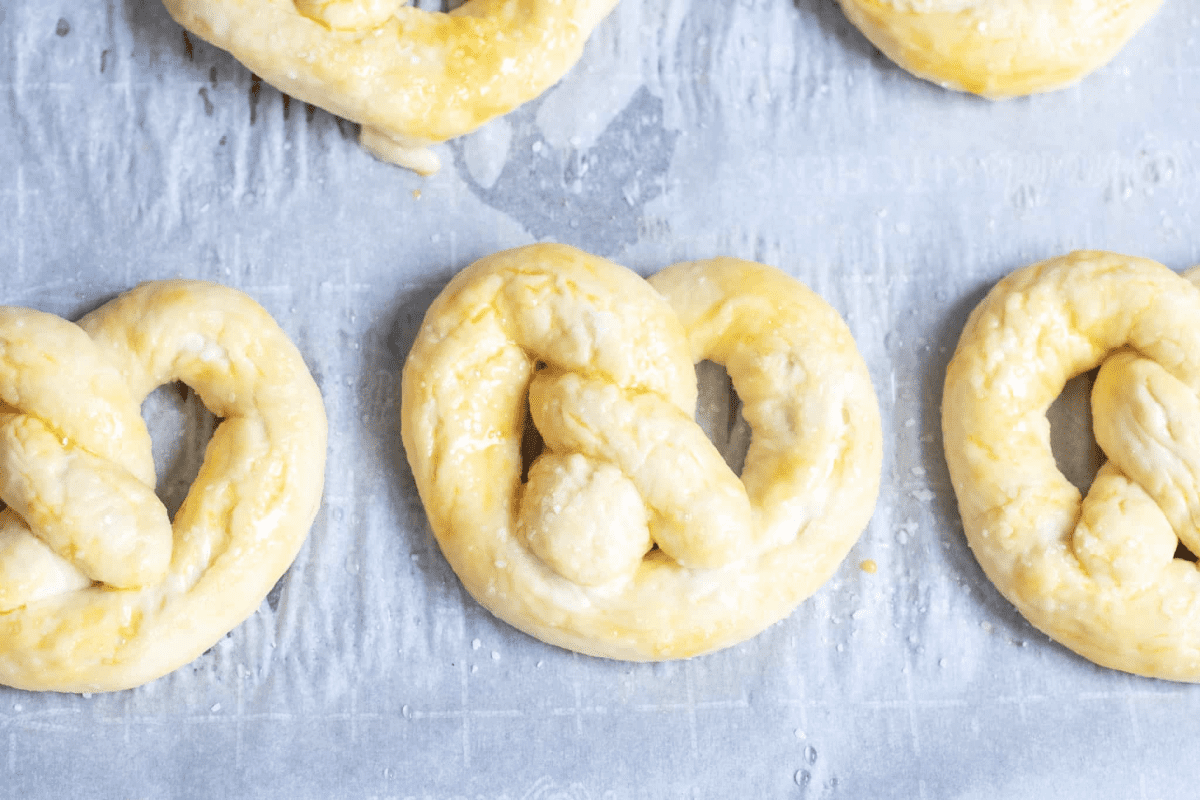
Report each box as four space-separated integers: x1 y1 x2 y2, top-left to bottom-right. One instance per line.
943 251 1200 682
0 281 326 692
402 244 882 660
163 0 619 175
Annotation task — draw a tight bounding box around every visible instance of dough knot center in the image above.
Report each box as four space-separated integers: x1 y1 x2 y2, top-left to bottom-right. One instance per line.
518 368 755 584
1074 349 1200 586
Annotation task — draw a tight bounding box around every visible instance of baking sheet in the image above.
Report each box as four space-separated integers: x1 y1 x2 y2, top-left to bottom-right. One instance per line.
3 0 1200 796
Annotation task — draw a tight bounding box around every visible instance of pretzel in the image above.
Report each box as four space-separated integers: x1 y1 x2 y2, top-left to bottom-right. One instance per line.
943 251 1200 681
0 281 327 692
401 244 882 660
162 0 619 175
837 0 1163 98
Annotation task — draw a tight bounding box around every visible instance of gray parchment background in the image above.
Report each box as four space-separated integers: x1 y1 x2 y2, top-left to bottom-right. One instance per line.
3 1 1200 797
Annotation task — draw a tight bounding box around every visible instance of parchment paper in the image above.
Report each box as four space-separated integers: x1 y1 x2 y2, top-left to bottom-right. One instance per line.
2 1 1199 797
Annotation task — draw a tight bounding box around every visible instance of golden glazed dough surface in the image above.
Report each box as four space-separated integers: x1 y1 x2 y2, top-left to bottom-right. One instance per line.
0 281 327 692
943 251 1200 681
838 0 1162 98
401 244 882 660
162 0 619 174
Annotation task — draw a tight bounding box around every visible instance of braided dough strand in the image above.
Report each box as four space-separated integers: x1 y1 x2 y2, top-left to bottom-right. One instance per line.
163 0 619 175
943 251 1200 681
0 281 327 692
838 0 1163 98
402 244 881 660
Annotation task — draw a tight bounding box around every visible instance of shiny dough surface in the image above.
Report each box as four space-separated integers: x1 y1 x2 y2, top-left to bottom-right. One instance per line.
0 281 327 692
943 251 1200 681
401 243 882 660
838 0 1163 98
162 0 619 175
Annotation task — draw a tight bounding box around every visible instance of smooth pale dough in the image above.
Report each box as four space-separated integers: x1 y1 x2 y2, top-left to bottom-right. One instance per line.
943 251 1200 681
401 243 882 660
838 0 1163 98
0 281 327 692
162 0 619 175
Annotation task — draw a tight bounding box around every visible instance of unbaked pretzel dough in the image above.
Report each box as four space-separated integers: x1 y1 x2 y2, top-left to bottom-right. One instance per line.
0 281 327 692
162 0 619 175
943 251 1200 681
401 243 882 660
838 0 1163 98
